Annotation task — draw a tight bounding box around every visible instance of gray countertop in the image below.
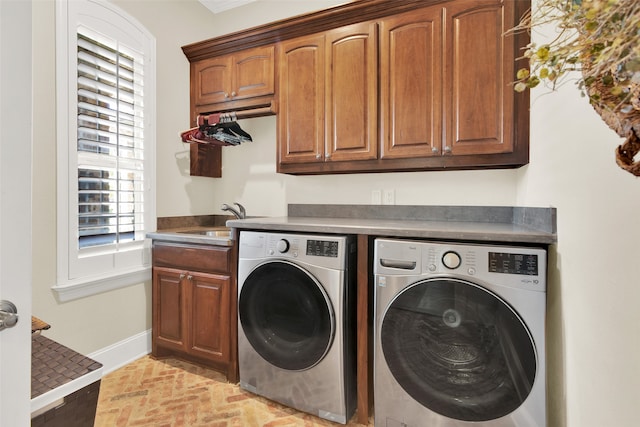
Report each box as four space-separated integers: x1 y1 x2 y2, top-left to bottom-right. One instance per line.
148 205 557 246
226 204 557 245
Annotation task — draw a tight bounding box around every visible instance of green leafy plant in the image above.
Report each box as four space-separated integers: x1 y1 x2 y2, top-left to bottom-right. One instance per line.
511 0 640 176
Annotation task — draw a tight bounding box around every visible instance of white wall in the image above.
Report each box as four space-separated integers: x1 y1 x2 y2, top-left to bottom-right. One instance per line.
31 1 640 426
518 65 640 427
515 5 640 425
211 116 519 217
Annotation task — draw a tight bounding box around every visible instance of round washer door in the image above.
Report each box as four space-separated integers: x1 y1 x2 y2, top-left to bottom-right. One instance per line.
380 278 537 422
239 260 335 371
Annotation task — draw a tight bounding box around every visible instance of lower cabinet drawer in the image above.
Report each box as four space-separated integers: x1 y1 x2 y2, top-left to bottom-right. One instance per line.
153 242 231 273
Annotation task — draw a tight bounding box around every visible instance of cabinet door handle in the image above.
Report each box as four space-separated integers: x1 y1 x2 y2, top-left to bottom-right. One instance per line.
179 273 186 280
315 154 321 160
325 153 331 160
224 92 229 99
187 275 193 281
444 146 452 154
432 147 439 154
231 91 236 97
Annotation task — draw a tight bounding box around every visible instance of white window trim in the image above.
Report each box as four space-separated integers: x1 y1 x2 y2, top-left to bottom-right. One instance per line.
54 0 156 302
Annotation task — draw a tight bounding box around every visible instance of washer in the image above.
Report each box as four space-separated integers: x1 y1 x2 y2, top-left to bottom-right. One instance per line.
374 238 547 427
237 231 357 424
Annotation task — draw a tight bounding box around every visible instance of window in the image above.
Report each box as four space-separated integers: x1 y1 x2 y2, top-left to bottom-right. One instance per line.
55 0 156 301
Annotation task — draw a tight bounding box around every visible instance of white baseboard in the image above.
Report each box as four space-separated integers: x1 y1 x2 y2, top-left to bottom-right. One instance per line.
88 329 152 375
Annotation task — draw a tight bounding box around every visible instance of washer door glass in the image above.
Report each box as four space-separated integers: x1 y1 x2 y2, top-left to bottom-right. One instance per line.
381 278 537 422
239 261 334 371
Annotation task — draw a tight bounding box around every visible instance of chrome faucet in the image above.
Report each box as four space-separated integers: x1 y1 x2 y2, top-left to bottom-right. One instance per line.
221 202 246 219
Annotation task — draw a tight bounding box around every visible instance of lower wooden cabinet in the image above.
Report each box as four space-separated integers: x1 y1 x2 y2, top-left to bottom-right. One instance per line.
152 241 237 381
153 267 230 361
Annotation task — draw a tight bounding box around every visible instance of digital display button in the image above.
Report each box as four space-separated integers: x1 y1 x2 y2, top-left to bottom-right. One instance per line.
489 252 538 275
306 240 339 258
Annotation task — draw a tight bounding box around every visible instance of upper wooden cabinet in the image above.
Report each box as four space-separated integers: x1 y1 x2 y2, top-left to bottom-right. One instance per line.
326 23 378 163
277 0 528 174
191 45 275 116
381 0 516 160
277 34 325 165
379 6 442 160
187 45 275 178
278 23 378 165
445 0 516 157
182 0 530 177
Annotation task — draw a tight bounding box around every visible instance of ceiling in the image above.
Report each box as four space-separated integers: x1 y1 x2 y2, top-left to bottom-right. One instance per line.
198 0 257 14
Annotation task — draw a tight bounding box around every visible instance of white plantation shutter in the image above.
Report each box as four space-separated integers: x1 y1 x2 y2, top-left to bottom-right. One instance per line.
76 28 145 249
55 0 155 300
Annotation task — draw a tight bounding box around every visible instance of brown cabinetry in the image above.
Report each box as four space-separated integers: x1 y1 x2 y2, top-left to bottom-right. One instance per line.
277 0 527 174
152 241 237 381
277 33 324 165
184 0 528 177
191 45 275 115
444 0 516 157
278 22 378 166
188 45 275 179
379 6 442 160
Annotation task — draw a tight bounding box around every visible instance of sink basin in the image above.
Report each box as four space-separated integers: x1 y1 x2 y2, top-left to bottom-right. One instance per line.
177 228 231 238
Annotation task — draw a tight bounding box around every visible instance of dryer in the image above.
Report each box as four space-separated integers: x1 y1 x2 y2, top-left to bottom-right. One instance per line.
374 238 547 427
238 231 357 424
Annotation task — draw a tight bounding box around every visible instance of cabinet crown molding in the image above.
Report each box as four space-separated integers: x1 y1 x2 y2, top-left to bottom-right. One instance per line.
182 0 458 61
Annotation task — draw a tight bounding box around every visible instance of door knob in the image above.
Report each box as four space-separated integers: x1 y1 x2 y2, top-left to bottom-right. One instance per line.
0 300 19 331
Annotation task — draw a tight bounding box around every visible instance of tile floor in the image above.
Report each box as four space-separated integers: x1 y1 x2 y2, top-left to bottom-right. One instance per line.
94 355 372 427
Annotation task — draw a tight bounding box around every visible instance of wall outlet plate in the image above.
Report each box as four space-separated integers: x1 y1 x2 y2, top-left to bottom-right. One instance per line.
383 189 395 205
371 190 382 204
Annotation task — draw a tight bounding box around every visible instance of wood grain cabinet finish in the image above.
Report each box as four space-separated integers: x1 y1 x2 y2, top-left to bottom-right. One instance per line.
152 242 236 381
326 23 378 163
277 34 325 165
189 45 275 179
379 6 442 160
278 22 378 166
278 0 527 174
444 0 516 157
191 45 275 115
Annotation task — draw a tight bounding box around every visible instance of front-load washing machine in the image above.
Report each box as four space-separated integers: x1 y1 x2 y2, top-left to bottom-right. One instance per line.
374 238 547 427
238 231 357 424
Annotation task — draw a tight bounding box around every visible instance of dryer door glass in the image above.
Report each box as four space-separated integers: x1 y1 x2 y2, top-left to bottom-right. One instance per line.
380 278 537 422
239 261 335 371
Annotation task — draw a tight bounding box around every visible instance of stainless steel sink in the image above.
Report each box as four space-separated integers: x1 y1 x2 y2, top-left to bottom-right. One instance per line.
177 227 231 238
147 226 234 246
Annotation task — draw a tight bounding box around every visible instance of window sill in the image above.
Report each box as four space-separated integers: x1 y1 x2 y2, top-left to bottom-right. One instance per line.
52 266 151 302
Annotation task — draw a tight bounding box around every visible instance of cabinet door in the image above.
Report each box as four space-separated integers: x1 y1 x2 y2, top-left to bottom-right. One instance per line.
277 34 325 164
233 45 275 101
192 55 233 106
380 8 442 159
444 0 515 156
326 22 378 162
187 272 231 363
153 267 186 352
192 45 275 109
